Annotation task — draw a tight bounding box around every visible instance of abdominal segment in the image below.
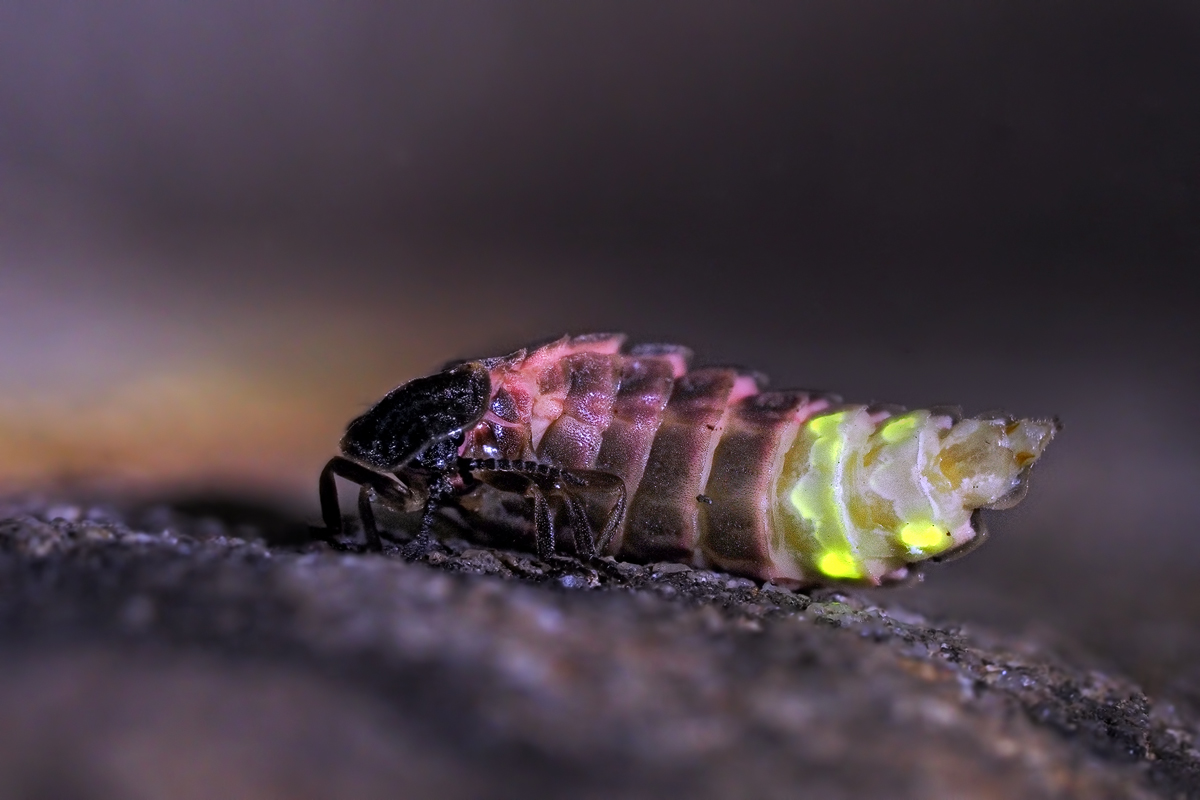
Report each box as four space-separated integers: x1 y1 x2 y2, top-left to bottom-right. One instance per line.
458 334 1056 586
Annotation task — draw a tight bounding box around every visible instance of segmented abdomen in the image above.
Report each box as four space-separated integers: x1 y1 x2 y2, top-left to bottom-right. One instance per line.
458 333 1055 586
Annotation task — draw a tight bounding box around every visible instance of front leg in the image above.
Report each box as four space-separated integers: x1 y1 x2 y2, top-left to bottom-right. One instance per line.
357 486 382 551
318 456 418 547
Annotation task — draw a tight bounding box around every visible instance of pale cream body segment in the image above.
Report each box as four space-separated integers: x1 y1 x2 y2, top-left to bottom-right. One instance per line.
769 406 1056 586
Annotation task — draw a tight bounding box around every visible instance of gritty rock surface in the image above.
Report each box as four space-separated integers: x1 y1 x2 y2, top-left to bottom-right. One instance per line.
1 498 1198 799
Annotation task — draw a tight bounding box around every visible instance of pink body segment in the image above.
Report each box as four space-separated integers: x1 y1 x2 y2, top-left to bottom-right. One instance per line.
456 334 833 579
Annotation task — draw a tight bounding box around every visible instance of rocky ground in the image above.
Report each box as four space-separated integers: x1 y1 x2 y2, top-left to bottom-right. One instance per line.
1 496 1198 800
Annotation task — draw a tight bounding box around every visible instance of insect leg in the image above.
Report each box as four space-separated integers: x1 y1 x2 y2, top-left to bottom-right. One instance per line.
318 458 345 537
597 486 626 554
563 494 597 558
559 469 627 555
400 499 437 560
591 474 627 554
530 484 556 561
402 472 455 560
357 486 382 551
463 459 628 557
459 459 569 559
318 456 418 548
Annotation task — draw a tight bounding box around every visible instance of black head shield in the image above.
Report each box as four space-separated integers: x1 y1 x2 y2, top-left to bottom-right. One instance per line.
340 362 490 470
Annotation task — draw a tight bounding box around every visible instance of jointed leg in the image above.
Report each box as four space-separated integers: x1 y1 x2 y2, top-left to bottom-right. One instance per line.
593 477 626 554
564 494 596 558
318 456 415 547
560 469 627 555
402 472 455 560
461 458 627 559
530 484 556 561
319 458 344 536
357 486 382 551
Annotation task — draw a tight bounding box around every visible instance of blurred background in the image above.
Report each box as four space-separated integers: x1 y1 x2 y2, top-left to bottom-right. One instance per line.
1 1 1197 693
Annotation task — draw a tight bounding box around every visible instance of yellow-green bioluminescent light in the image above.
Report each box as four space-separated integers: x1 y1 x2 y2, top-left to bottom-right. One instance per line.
897 521 950 553
817 550 862 580
879 414 918 444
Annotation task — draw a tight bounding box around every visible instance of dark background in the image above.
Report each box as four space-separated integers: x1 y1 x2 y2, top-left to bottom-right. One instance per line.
1 1 1197 692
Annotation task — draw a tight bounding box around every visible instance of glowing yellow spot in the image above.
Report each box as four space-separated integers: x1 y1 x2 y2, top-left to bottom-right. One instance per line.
898 521 949 551
880 414 918 444
807 411 847 437
817 551 862 579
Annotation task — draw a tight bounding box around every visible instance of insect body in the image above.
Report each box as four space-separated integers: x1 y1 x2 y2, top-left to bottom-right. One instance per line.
319 333 1057 587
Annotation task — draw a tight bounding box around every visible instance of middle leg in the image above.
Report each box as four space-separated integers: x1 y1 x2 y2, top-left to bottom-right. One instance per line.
461 458 626 559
